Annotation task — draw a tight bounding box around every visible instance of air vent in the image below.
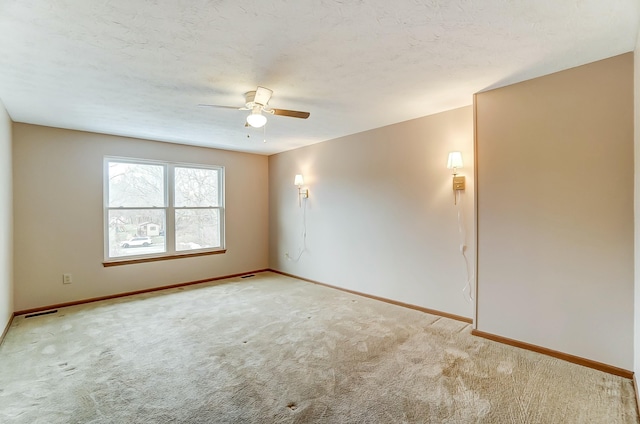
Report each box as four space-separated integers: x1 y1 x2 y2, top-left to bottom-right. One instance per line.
25 310 58 318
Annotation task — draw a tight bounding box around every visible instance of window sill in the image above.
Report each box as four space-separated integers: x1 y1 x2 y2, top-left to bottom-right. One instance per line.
103 249 226 267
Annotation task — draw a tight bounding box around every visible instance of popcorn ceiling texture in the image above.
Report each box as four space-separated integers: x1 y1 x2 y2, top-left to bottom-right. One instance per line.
0 272 637 423
0 1 637 154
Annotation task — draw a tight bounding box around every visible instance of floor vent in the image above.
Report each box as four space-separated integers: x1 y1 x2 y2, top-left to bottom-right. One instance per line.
25 310 58 318
241 274 256 279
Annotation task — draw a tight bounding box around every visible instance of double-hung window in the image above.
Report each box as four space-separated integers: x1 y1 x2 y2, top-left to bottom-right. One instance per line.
104 157 225 263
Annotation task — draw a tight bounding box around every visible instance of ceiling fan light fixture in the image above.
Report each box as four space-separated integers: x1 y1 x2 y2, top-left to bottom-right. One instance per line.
246 109 267 128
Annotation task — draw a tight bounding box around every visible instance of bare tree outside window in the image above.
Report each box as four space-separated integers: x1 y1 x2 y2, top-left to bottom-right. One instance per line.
108 162 164 207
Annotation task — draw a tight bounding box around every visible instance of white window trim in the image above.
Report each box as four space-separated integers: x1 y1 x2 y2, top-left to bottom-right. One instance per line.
103 156 225 264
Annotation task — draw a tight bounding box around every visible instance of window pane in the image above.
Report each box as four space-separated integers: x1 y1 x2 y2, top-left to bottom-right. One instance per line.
175 209 220 251
108 209 166 258
174 167 219 207
108 162 165 207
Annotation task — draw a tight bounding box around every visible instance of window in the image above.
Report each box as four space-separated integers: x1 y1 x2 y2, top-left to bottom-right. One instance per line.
104 158 224 263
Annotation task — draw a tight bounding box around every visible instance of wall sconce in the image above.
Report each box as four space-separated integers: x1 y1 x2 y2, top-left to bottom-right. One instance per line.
447 151 465 204
294 174 309 206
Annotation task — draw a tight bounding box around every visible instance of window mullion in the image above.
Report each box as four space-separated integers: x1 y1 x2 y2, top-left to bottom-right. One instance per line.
166 164 175 255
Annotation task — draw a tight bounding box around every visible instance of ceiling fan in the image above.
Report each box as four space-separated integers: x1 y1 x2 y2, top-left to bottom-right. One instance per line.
199 86 310 128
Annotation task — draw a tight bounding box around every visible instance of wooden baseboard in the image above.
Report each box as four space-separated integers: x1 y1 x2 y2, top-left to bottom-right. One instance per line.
0 313 15 347
270 269 473 324
472 329 633 379
14 269 269 316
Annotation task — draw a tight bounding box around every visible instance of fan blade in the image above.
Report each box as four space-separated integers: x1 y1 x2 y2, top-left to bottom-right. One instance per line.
254 86 273 106
198 104 243 110
271 109 310 119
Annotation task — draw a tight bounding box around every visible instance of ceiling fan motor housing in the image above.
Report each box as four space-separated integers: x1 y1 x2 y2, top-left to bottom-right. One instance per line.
244 91 258 107
245 86 274 108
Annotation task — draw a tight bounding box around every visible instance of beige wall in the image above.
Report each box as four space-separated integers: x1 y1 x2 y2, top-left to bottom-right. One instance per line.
12 124 269 311
634 32 640 377
476 53 634 369
0 99 12 330
269 106 475 318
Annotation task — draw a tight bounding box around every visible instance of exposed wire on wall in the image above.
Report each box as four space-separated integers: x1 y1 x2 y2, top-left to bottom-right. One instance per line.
285 195 308 262
455 190 474 302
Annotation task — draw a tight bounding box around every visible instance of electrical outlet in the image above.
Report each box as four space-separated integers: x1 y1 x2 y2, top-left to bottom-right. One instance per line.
63 273 72 284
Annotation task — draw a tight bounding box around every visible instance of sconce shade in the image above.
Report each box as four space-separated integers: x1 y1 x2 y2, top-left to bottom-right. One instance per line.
246 112 267 128
447 151 464 169
294 174 304 186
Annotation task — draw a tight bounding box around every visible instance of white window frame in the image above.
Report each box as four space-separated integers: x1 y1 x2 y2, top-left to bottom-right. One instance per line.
103 157 225 264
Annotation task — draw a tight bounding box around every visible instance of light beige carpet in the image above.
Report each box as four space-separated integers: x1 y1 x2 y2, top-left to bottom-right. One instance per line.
0 272 637 423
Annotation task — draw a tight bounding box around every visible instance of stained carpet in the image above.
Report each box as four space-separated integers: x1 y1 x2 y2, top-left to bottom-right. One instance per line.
0 272 637 423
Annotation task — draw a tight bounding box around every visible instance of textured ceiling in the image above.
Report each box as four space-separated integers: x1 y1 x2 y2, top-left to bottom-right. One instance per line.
0 1 638 155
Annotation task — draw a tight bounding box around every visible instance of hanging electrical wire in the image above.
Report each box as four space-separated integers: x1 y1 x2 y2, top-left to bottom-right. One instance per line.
456 190 474 302
286 195 307 262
